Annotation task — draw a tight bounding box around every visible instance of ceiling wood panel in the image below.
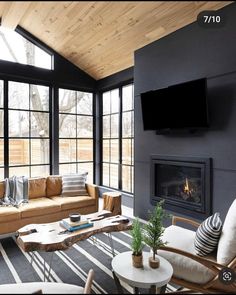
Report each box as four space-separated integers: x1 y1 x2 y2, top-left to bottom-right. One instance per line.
0 1 232 79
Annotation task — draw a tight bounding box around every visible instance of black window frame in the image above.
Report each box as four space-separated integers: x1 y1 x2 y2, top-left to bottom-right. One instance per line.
101 82 134 194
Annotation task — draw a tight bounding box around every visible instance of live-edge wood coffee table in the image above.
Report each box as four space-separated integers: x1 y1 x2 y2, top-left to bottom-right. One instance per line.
16 210 132 281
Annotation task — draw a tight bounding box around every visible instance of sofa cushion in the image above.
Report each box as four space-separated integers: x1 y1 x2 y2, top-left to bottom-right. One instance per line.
0 180 5 198
157 225 215 284
50 195 94 211
62 173 88 197
19 198 61 218
28 178 46 199
46 176 62 197
217 198 236 265
0 206 21 222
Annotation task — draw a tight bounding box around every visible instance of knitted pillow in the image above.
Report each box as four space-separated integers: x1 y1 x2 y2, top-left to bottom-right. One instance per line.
62 173 88 197
194 212 222 256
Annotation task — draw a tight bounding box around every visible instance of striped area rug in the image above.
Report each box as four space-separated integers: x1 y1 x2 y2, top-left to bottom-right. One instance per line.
0 231 178 294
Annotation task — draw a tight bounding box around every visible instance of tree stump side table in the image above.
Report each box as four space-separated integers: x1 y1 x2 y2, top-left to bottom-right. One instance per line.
102 191 122 216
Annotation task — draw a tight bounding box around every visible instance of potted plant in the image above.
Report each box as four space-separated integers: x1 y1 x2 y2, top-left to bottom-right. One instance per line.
130 217 144 268
143 200 170 268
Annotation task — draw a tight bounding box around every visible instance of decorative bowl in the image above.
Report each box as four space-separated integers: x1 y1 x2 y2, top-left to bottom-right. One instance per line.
69 213 81 222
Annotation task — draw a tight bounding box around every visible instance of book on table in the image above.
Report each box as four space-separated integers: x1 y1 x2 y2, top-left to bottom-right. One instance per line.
60 218 94 232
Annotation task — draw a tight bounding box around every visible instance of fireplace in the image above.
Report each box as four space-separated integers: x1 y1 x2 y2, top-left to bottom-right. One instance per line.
150 155 212 219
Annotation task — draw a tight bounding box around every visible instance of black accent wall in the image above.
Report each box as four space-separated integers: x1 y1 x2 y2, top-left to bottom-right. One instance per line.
134 3 236 222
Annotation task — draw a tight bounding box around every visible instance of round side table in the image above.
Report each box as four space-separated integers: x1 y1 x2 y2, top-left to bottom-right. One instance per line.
111 251 173 294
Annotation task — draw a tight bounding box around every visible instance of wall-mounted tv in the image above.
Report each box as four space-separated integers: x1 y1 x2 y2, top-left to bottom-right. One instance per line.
140 78 209 133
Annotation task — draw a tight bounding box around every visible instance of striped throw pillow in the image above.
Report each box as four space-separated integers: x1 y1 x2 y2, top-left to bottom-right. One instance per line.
194 213 222 256
62 173 88 197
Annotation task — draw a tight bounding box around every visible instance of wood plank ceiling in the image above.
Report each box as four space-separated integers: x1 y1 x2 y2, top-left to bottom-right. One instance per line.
0 1 232 80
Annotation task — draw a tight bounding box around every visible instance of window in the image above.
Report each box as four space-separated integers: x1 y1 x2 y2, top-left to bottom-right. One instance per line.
8 81 50 177
59 89 94 183
0 80 4 179
0 26 52 70
102 84 134 193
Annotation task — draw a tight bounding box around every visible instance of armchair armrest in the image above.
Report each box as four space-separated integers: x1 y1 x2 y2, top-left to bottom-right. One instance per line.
159 245 226 275
172 216 200 228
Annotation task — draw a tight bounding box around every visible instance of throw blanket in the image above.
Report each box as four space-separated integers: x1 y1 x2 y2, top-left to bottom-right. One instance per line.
2 176 29 207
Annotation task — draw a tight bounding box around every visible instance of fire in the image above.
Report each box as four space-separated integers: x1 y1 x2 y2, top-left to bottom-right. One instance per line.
184 178 192 195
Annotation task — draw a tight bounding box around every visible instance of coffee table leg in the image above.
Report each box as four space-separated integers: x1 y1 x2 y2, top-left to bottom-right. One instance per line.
112 271 124 294
107 233 115 256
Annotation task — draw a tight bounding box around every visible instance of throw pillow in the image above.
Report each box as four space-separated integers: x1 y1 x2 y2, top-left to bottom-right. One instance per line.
194 212 222 256
62 173 88 197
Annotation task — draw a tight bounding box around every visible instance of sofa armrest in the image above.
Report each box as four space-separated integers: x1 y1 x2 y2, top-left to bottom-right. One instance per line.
86 183 99 211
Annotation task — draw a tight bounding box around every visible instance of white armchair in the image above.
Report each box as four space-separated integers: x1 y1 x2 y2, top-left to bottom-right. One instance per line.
0 269 94 294
157 199 236 294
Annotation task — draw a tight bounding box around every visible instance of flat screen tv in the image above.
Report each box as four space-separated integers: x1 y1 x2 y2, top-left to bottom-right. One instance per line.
140 78 209 133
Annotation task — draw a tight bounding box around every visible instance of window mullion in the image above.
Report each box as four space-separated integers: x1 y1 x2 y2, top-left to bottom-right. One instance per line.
4 80 9 178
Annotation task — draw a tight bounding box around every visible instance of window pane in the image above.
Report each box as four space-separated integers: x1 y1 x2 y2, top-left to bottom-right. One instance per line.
0 26 52 70
59 114 76 138
111 114 119 138
122 84 133 111
111 139 119 163
0 80 3 108
122 111 133 137
9 81 29 109
9 110 29 137
77 116 93 138
59 89 76 113
31 165 49 177
31 139 49 164
103 92 110 115
103 140 110 162
30 85 49 111
77 92 93 115
110 164 118 189
78 162 93 183
111 89 119 113
0 168 4 180
59 163 76 175
9 139 29 166
103 163 109 187
77 139 93 162
122 139 133 165
9 166 29 177
103 116 110 138
0 139 3 166
122 165 133 193
31 112 49 137
59 139 76 163
0 110 3 137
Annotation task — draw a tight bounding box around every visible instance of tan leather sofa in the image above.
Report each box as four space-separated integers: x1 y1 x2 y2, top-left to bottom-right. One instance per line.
0 175 99 235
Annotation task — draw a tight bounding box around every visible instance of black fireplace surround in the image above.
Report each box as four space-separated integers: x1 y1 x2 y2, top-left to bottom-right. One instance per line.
150 155 212 219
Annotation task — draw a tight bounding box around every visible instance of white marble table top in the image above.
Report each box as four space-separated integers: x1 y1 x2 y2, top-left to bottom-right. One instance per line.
111 251 173 289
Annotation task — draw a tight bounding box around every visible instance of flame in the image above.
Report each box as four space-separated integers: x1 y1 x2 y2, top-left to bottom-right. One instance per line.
184 178 191 194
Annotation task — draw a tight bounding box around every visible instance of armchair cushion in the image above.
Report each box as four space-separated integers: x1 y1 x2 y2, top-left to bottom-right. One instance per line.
157 225 215 284
217 198 236 265
194 212 222 256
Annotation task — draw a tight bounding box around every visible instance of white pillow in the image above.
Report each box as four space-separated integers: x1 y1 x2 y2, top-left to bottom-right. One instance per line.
62 173 88 197
217 198 236 265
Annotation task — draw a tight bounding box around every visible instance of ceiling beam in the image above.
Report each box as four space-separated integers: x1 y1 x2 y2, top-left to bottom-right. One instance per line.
1 2 31 30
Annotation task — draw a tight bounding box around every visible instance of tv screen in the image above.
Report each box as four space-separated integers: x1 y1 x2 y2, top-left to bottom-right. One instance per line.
140 78 209 132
